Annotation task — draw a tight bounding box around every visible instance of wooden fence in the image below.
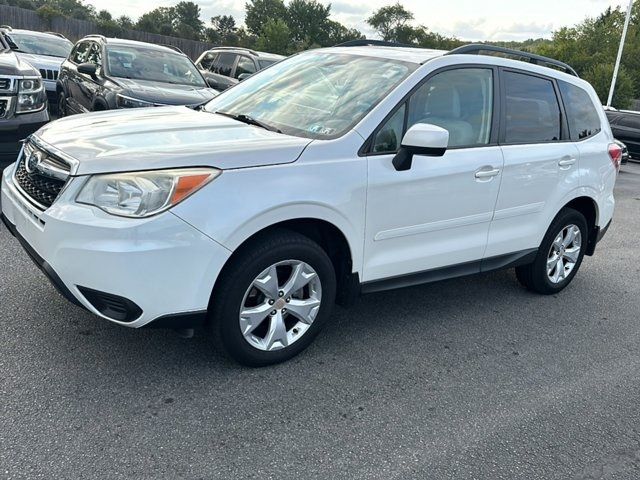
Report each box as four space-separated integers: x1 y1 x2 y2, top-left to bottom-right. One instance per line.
0 4 213 59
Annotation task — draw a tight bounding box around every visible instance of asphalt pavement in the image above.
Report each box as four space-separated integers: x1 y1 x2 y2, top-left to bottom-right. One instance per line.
1 162 640 480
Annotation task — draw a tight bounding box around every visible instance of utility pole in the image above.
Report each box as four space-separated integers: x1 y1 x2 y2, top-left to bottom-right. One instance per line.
607 0 634 107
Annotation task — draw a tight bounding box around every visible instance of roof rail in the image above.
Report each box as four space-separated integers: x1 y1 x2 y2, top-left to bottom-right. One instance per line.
335 39 416 48
210 46 258 56
44 31 67 39
447 44 579 77
160 44 185 54
83 34 107 42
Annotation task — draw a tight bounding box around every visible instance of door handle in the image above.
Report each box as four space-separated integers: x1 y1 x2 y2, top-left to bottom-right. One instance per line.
475 168 501 179
558 157 577 167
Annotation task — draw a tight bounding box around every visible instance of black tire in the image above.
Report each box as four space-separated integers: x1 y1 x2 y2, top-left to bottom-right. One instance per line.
516 208 588 294
210 229 336 367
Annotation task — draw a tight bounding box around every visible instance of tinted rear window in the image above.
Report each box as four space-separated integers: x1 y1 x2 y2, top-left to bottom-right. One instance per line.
559 81 601 140
504 71 561 144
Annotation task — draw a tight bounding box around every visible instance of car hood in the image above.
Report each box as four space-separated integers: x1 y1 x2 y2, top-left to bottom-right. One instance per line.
34 106 313 175
114 78 218 106
15 52 65 70
0 51 39 76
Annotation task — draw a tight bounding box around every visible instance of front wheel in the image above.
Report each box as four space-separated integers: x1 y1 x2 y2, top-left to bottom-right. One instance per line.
210 230 336 366
516 208 588 294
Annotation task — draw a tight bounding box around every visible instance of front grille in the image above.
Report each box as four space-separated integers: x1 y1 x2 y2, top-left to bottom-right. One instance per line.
39 69 59 81
13 144 71 209
0 99 7 118
0 78 10 90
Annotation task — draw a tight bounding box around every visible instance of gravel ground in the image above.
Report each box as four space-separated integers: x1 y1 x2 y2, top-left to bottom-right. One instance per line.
1 162 640 480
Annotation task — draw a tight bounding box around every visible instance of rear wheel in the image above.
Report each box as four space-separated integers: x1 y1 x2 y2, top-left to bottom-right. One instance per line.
516 208 588 294
210 230 336 366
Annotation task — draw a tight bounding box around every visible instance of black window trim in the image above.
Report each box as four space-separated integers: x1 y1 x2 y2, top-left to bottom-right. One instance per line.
360 64 502 157
498 66 570 146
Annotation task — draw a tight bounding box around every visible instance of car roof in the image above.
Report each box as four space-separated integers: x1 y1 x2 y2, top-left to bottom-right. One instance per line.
207 47 285 60
2 28 69 41
315 45 447 64
88 37 186 55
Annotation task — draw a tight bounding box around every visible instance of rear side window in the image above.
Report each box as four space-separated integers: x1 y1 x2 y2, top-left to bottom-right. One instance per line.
559 81 601 140
212 52 236 77
504 71 561 143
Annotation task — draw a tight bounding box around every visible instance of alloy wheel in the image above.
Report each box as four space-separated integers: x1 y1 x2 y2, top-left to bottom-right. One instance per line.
546 224 582 284
239 260 322 351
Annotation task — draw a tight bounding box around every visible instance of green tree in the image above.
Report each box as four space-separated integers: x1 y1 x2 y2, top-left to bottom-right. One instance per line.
255 17 291 55
245 0 287 36
206 15 238 44
285 0 331 46
325 20 363 45
366 2 414 42
135 7 175 36
585 63 635 109
117 15 134 30
173 1 204 40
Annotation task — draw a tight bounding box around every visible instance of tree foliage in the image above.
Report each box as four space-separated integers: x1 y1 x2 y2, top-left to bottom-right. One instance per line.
366 2 414 42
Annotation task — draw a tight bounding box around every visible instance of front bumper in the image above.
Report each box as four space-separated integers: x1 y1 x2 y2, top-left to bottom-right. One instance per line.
1 165 232 328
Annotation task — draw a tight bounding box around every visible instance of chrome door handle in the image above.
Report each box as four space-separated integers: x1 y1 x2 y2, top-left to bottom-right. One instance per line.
558 157 577 167
475 168 501 179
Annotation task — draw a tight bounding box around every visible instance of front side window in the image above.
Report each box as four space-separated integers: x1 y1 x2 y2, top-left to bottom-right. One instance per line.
71 41 90 64
407 68 494 148
212 52 236 77
372 104 406 153
204 52 415 140
86 42 102 71
198 52 217 71
105 45 207 87
5 32 72 58
504 71 561 143
235 56 257 78
559 81 601 140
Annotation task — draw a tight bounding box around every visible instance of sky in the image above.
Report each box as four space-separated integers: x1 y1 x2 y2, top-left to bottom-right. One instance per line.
85 0 632 41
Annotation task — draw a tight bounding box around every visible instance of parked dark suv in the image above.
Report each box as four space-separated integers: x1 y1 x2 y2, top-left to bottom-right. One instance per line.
606 109 640 159
195 47 284 91
0 38 49 169
57 36 218 115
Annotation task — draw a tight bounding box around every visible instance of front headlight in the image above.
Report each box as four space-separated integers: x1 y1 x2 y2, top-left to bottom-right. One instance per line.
116 94 155 109
16 78 46 114
76 168 221 218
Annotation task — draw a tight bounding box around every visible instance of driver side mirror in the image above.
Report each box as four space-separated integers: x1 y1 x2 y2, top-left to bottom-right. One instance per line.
392 123 449 171
77 62 97 78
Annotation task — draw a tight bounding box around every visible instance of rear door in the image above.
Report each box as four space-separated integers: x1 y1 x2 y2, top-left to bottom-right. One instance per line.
485 69 580 258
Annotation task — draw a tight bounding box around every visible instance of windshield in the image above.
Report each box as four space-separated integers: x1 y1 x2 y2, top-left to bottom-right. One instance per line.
258 58 278 69
106 45 207 87
204 52 416 139
6 33 72 58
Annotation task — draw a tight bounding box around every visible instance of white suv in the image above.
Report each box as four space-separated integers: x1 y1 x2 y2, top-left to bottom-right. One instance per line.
1 43 619 366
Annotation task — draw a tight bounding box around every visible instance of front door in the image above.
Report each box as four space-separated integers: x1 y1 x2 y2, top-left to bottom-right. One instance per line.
363 67 503 282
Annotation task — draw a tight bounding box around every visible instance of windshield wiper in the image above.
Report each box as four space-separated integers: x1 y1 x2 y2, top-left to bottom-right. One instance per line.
216 111 282 133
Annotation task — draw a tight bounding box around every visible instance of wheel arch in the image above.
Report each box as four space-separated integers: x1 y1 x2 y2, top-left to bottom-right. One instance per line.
559 195 599 256
211 217 360 309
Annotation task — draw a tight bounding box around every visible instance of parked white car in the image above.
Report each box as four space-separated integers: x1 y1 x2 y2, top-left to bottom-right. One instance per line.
1 43 619 365
0 27 73 108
